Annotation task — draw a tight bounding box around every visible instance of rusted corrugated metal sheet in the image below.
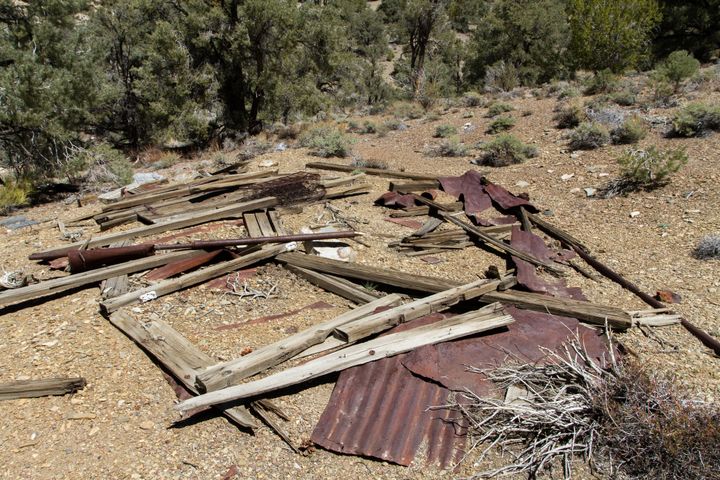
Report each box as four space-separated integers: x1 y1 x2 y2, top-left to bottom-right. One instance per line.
510 227 586 301
312 352 467 467
313 308 612 468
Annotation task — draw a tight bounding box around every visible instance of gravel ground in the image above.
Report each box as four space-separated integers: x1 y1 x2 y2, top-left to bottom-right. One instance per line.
1 79 718 479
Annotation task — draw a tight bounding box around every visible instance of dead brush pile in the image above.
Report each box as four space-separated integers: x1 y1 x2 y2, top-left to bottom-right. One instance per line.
445 340 720 479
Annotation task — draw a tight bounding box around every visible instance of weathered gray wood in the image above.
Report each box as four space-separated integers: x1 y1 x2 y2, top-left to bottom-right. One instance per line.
439 212 566 275
389 180 441 192
306 162 439 181
100 241 132 299
285 265 381 305
0 250 198 308
0 377 86 401
31 196 278 260
176 305 514 413
243 213 263 237
102 170 278 213
335 279 505 342
323 184 371 199
276 252 460 294
255 213 275 237
480 290 633 329
320 173 366 188
101 245 286 313
267 210 287 236
196 294 404 391
108 311 258 428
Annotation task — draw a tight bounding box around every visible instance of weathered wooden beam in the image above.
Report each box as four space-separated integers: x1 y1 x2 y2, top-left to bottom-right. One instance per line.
480 290 633 329
108 311 258 428
389 180 441 192
335 279 505 343
175 305 514 413
276 252 459 294
100 245 287 313
285 265 381 305
196 294 405 391
306 162 439 181
29 196 278 261
0 250 198 309
439 212 566 276
0 377 86 401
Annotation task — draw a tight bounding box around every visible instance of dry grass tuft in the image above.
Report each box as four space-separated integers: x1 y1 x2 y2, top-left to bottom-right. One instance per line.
442 339 720 479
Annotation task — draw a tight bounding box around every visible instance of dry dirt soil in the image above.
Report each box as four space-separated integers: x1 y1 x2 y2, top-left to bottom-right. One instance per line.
1 78 719 479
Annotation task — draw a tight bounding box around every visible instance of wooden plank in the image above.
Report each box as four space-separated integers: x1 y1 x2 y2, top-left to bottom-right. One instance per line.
0 377 86 401
256 213 275 237
439 212 566 276
196 295 405 391
276 252 459 294
268 210 287 235
101 170 278 213
323 184 371 199
100 241 132 299
285 265 380 305
389 180 440 192
320 173 366 188
100 245 287 313
108 312 258 428
306 162 439 181
480 290 633 329
243 213 263 238
0 250 198 308
388 202 464 217
175 306 514 413
335 279 505 343
29 196 278 261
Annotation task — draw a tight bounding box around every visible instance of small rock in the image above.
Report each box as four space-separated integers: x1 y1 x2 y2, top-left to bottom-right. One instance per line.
561 173 574 181
259 159 277 168
570 152 581 159
139 420 154 430
66 412 96 420
542 209 554 217
584 187 597 197
515 180 530 188
570 188 581 194
629 211 641 218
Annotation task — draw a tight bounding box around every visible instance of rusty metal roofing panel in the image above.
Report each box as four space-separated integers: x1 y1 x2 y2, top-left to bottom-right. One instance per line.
312 308 611 468
311 354 467 467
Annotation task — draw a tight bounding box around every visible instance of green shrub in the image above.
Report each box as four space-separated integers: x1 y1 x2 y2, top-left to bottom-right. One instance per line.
275 123 303 140
609 90 637 106
611 115 647 144
655 50 701 92
584 69 620 95
650 78 676 106
392 101 424 120
569 122 610 150
77 143 134 187
618 146 687 187
671 103 720 137
299 125 352 157
434 124 458 138
554 102 587 129
557 86 581 100
476 134 538 167
486 102 514 118
155 152 182 169
486 115 516 134
382 119 403 131
107 157 135 186
462 91 485 107
0 177 32 213
484 60 519 92
348 120 377 134
427 137 469 157
351 157 388 170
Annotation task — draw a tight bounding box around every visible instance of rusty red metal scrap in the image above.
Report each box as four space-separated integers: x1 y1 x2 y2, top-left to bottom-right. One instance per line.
510 226 586 301
312 307 612 467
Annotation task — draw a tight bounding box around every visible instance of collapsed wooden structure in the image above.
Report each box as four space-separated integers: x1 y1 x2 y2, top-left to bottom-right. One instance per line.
2 161 714 468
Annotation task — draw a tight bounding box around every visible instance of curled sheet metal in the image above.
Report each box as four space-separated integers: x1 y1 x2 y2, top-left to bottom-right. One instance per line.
509 226 586 300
